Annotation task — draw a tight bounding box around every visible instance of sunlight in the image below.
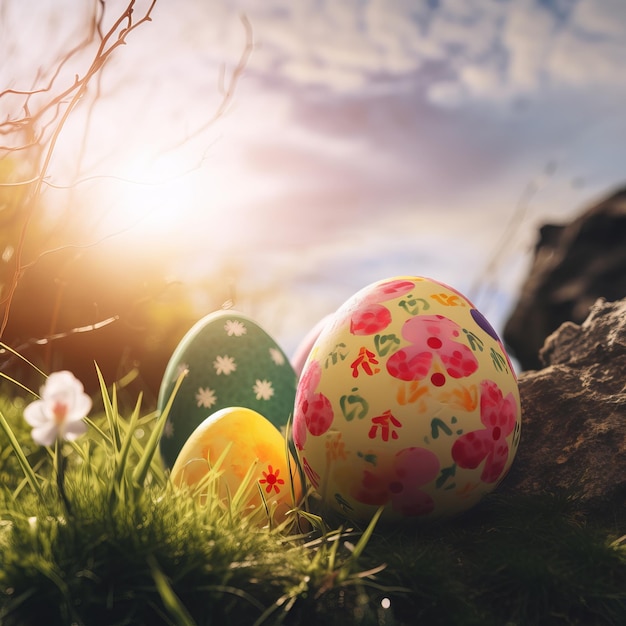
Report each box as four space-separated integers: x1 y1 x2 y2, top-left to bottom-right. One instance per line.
93 150 199 242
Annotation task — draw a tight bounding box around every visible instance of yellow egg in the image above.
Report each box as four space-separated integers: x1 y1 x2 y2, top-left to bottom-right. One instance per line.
170 407 302 524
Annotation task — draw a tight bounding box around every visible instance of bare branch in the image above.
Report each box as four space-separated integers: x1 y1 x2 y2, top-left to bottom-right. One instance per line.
0 0 159 337
0 0 253 379
165 13 254 154
0 316 119 373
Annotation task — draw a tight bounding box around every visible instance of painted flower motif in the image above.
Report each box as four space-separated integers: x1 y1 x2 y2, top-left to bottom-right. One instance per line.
368 410 402 442
350 346 381 378
451 379 518 483
259 465 285 494
293 360 333 450
349 279 415 336
351 447 440 517
326 433 348 461
386 314 478 385
470 308 516 378
269 347 285 366
350 304 392 336
253 379 274 400
224 319 247 337
301 456 320 489
24 371 91 447
213 355 236 375
196 386 217 408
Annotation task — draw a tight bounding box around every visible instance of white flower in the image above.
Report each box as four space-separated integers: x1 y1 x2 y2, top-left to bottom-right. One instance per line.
24 371 91 447
213 355 236 375
196 386 217 408
269 347 285 366
224 320 247 337
253 379 274 401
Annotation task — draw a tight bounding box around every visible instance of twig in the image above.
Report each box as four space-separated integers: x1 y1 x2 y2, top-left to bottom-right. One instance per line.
0 0 158 338
164 13 254 154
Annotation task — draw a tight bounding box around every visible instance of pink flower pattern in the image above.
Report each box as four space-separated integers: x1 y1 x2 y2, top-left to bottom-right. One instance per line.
351 447 440 517
451 380 518 483
293 360 334 450
349 279 415 335
386 314 478 385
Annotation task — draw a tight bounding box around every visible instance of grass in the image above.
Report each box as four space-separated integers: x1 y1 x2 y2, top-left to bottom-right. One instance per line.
0 372 624 626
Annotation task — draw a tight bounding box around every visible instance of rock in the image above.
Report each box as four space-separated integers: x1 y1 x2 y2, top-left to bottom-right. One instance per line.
503 187 626 370
501 298 626 513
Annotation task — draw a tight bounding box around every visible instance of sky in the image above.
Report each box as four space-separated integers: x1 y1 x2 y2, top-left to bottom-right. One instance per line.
2 0 626 362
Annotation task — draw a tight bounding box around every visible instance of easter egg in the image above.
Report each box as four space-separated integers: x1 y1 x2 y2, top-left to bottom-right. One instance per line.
170 407 302 522
158 310 297 468
293 276 521 524
291 314 333 377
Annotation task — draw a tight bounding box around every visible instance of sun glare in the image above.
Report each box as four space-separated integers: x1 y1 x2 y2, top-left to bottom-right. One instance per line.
92 151 198 242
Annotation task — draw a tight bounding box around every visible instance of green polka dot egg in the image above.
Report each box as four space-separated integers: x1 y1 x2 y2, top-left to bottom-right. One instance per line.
158 310 297 468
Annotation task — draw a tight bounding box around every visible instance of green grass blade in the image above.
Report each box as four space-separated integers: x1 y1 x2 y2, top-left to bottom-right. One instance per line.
325 527 343 574
0 408 44 502
83 416 113 446
132 369 186 487
148 554 197 626
0 371 39 398
348 506 384 562
0 341 47 379
114 392 142 488
66 438 88 463
229 458 258 515
283 413 304 511
95 363 122 452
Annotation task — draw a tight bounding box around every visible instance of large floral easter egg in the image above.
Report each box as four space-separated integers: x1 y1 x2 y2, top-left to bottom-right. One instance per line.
158 310 297 468
170 407 302 523
293 276 522 523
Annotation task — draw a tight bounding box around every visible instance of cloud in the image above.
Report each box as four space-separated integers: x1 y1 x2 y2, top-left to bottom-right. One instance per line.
501 0 556 92
233 0 431 92
208 0 622 114
569 0 626 37
427 0 626 106
548 0 626 87
125 0 626 117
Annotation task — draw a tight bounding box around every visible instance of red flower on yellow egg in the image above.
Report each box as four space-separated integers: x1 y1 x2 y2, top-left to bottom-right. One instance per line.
259 465 285 494
368 410 402 442
350 346 381 378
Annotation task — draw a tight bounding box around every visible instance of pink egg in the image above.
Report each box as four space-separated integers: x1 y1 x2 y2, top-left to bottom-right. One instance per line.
291 314 333 378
